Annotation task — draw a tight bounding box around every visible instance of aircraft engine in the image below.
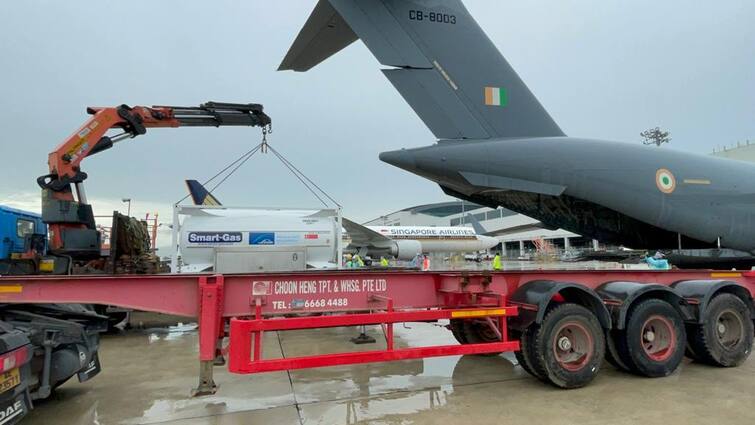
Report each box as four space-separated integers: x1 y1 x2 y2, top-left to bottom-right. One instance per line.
390 240 423 260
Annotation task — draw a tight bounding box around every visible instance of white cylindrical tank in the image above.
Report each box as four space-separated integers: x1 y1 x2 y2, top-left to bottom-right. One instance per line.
175 207 338 272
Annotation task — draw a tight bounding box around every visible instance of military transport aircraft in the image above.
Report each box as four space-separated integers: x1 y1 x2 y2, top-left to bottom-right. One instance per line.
280 0 755 269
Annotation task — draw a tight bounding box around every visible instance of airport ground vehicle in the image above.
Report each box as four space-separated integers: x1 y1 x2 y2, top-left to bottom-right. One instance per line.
0 206 47 276
0 268 751 394
0 205 106 413
0 323 33 424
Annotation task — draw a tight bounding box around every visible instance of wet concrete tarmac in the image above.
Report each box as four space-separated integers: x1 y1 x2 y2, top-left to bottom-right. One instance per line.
24 314 754 425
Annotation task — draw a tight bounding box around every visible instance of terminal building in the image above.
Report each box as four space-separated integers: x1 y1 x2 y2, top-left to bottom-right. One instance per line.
364 201 598 258
711 140 755 162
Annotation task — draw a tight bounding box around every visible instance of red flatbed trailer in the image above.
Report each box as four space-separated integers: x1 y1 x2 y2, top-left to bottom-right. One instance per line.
0 269 752 393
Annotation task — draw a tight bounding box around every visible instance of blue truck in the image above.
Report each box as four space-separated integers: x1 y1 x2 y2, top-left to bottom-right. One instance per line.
0 206 47 276
0 205 105 423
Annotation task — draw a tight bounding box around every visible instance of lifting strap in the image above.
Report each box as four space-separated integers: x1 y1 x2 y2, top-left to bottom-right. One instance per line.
174 133 340 209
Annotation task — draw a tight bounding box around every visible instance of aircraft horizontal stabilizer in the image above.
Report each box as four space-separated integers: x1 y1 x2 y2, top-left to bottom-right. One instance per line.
281 0 564 140
278 0 357 72
342 217 391 245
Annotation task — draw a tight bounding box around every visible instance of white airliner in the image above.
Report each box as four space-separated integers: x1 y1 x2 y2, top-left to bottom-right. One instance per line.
185 180 499 263
343 219 498 259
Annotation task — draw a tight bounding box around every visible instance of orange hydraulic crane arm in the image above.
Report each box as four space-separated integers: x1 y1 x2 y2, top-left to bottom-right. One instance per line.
36 101 271 256
38 102 271 192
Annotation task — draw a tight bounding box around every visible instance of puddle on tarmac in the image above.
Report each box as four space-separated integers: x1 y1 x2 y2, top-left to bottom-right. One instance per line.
25 313 529 424
144 322 199 343
302 385 456 425
287 321 527 404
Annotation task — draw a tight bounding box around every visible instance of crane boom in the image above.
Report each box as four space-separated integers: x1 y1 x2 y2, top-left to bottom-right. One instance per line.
37 101 271 256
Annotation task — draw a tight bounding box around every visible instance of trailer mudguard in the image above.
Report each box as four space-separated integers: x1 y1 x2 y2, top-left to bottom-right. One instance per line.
596 281 691 329
671 280 755 324
509 280 611 330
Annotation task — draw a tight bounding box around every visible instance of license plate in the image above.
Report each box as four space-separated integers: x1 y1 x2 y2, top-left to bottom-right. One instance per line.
77 352 101 383
0 369 20 394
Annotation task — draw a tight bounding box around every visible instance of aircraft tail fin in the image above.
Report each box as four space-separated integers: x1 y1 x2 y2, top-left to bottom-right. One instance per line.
280 0 564 140
185 180 222 206
466 213 487 235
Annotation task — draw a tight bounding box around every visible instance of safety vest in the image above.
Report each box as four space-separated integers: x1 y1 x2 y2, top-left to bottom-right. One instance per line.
493 255 502 270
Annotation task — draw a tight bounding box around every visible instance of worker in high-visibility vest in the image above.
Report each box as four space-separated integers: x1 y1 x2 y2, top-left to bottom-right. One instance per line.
493 252 502 271
380 256 389 267
422 255 430 271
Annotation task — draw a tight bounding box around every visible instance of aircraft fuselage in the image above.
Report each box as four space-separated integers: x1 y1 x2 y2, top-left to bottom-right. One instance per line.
381 137 755 254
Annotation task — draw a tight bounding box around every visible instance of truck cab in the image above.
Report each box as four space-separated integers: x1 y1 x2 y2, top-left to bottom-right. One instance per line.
0 206 47 275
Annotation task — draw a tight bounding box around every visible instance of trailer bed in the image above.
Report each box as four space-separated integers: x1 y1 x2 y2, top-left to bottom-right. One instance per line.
0 268 753 393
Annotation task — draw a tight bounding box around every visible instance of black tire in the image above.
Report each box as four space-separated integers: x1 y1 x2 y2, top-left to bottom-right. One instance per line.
462 318 502 356
605 329 632 372
688 293 754 367
448 319 468 344
448 318 503 356
530 303 605 389
513 325 547 380
684 324 703 361
462 319 499 343
615 299 686 377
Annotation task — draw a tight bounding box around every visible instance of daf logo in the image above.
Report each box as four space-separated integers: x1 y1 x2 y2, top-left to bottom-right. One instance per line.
0 400 24 424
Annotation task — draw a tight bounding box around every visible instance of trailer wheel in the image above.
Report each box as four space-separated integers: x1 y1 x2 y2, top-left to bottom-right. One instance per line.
462 319 498 342
530 303 604 388
513 325 546 380
448 319 502 355
688 293 753 367
448 319 468 344
463 319 503 356
616 299 686 377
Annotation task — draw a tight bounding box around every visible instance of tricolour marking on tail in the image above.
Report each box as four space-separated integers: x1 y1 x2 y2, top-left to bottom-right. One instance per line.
280 0 564 140
185 180 222 206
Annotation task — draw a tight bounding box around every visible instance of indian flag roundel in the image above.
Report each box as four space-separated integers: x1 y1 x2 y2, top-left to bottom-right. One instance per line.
656 168 676 194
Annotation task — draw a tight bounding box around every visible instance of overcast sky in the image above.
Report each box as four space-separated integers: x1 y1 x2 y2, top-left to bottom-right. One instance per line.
1 0 754 233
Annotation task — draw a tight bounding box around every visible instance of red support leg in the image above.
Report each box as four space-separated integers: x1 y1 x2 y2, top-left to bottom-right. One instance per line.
194 275 225 396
